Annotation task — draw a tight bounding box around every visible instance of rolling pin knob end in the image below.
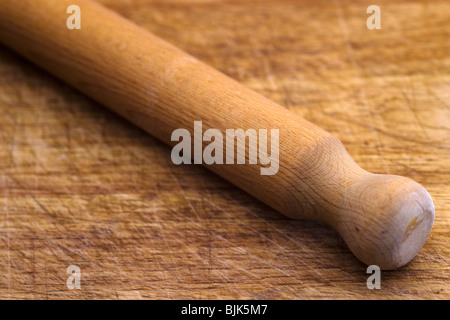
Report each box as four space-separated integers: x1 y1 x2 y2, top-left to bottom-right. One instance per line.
338 174 434 270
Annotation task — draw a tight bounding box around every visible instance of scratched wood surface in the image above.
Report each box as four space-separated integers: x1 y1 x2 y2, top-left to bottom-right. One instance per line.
0 0 449 299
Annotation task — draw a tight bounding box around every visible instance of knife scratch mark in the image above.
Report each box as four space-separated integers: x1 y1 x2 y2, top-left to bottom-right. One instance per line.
202 196 342 286
150 202 181 296
2 174 11 298
168 167 203 221
402 78 429 139
333 0 390 174
159 197 325 297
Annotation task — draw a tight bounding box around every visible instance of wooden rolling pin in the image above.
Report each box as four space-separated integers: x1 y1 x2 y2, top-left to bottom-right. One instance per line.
0 0 434 269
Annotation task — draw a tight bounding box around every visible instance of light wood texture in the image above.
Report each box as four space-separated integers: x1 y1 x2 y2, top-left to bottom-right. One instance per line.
0 0 448 299
0 0 436 269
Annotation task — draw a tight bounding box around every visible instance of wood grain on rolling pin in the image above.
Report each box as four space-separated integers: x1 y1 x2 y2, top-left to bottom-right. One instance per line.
0 0 448 299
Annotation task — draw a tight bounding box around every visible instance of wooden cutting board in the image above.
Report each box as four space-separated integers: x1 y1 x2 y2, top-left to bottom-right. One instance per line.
0 0 448 299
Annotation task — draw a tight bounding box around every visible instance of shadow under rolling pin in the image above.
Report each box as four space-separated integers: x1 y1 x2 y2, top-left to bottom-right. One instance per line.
0 0 434 269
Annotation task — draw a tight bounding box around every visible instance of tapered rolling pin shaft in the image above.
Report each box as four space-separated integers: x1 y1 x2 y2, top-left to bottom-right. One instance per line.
0 0 434 269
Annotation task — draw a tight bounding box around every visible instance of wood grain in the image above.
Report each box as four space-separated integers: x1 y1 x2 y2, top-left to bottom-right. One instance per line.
0 0 449 299
0 0 435 269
